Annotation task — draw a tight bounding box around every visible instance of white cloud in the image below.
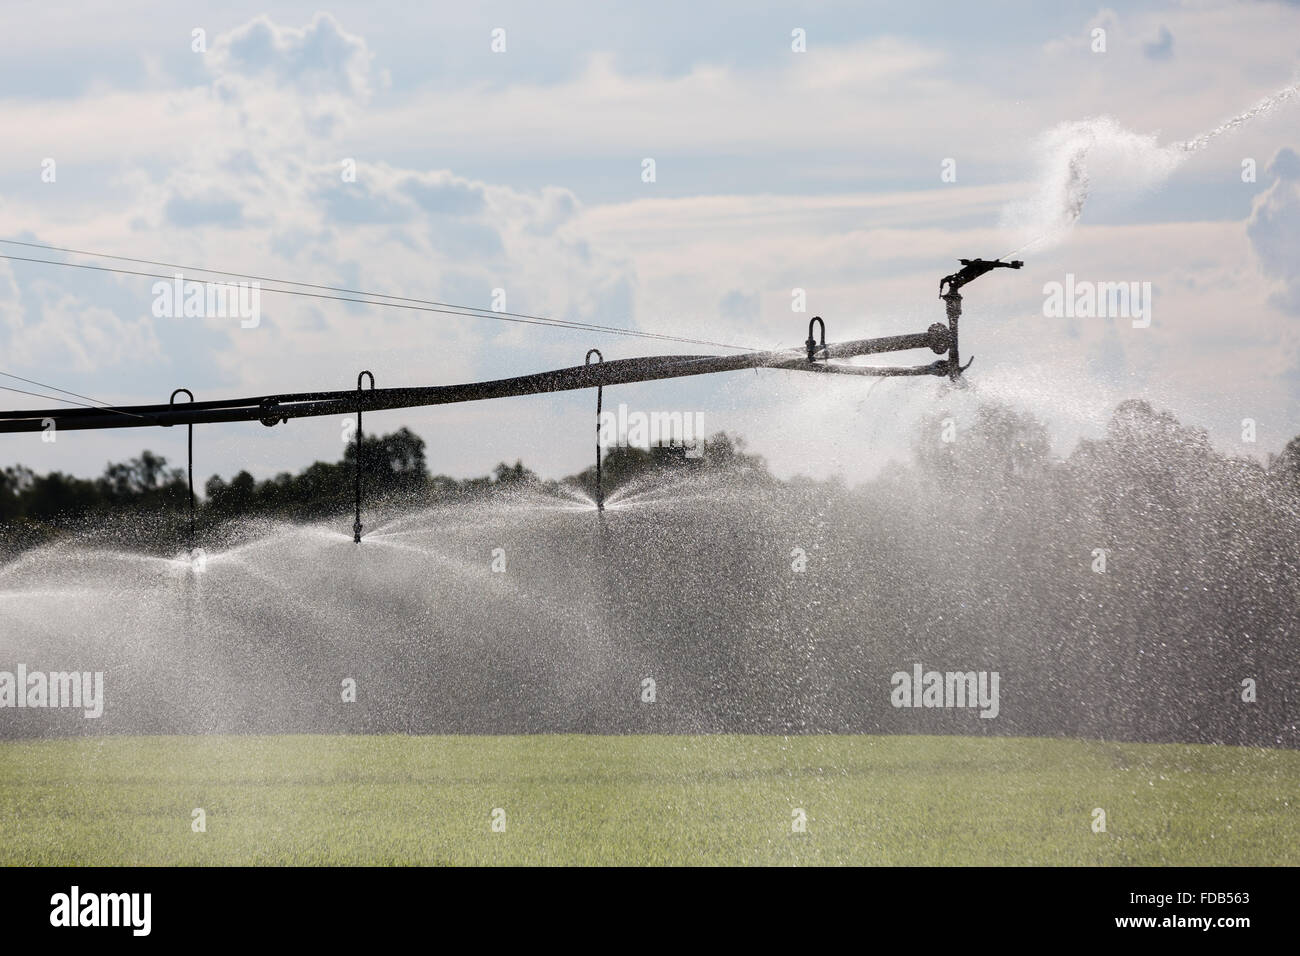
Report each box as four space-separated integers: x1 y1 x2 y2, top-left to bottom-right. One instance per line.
0 275 162 373
1246 147 1300 314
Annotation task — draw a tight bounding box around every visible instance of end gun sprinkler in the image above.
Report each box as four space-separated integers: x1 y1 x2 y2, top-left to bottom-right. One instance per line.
938 258 1022 383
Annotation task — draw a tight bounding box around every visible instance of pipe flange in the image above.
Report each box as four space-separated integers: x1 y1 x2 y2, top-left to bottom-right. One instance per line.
259 398 287 427
926 323 952 354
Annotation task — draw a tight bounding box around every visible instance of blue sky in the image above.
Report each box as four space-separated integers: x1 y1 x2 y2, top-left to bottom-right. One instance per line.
1 1 1298 484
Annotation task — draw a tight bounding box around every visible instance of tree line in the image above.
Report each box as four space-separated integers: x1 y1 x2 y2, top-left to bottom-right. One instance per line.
0 427 767 552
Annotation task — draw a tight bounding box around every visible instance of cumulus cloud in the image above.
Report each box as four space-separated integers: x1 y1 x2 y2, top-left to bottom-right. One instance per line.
212 13 373 99
0 12 635 422
1246 147 1300 314
0 281 161 373
208 13 377 139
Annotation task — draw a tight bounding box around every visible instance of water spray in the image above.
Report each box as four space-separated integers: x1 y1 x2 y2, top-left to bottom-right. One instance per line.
1001 80 1300 254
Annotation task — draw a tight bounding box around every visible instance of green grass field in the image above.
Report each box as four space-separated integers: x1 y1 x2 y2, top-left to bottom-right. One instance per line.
1 734 1295 865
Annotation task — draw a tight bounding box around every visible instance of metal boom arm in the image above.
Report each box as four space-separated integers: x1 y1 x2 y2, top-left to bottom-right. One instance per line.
0 327 953 434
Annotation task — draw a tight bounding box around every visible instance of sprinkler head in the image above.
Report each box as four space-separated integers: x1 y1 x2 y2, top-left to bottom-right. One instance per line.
353 519 363 543
941 257 1023 295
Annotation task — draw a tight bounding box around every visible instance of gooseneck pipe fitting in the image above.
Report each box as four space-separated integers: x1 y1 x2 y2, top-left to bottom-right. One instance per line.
168 388 195 553
354 371 375 542
585 349 605 511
